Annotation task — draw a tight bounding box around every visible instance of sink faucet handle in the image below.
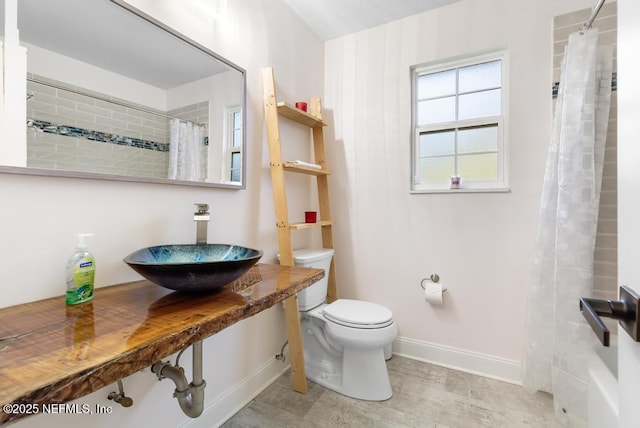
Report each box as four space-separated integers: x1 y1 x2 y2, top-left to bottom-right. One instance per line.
194 203 209 215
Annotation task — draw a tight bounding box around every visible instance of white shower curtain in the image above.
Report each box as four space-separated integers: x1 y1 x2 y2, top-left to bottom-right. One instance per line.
522 29 613 425
168 118 205 181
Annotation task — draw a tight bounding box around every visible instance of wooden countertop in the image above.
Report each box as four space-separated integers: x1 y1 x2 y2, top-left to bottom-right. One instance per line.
0 263 323 425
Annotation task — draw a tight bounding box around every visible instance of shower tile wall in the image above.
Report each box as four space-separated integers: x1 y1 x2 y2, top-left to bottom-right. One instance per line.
26 74 209 179
167 104 210 130
553 1 618 302
27 74 168 178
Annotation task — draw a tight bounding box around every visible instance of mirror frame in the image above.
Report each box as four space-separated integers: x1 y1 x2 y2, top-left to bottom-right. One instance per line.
0 0 247 189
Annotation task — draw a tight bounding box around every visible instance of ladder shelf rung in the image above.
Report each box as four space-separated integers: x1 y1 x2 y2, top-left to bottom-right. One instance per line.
283 163 331 176
290 220 332 230
277 102 328 128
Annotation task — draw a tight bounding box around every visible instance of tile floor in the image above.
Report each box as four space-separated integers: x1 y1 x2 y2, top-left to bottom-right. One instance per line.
222 356 562 427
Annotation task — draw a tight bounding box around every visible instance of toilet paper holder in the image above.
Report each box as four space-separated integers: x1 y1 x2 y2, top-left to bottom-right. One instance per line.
420 274 446 291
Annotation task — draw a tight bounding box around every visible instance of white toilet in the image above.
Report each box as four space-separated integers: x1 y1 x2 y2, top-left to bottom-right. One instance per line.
286 248 397 401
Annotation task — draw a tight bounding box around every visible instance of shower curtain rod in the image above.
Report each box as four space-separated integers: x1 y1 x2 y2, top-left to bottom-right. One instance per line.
27 77 203 125
581 0 606 32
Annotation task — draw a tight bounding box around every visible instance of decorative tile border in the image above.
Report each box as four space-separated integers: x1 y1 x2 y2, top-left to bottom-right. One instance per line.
552 72 617 98
27 118 175 152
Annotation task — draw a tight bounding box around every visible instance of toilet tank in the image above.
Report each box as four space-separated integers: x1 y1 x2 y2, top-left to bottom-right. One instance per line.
280 248 334 311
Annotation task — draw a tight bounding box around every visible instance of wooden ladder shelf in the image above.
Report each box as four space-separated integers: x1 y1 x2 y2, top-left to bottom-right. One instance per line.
262 67 338 394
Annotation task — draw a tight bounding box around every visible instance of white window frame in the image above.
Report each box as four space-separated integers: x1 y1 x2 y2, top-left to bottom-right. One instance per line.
222 105 242 184
410 50 509 193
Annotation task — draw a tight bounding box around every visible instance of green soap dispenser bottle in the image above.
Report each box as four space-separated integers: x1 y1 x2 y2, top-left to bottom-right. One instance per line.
65 233 96 305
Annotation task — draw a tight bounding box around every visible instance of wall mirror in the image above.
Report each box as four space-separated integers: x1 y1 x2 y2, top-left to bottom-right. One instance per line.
0 0 246 188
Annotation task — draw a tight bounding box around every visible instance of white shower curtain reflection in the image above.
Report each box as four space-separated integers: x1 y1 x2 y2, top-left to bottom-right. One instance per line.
522 29 613 425
168 118 205 181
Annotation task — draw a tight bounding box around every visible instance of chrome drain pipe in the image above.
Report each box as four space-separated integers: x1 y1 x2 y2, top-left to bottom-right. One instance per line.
151 340 206 418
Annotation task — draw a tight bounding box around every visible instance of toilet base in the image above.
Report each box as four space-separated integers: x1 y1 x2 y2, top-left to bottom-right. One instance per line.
304 347 393 401
301 307 395 401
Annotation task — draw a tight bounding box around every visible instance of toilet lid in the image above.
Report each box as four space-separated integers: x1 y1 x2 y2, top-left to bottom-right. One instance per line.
323 299 394 329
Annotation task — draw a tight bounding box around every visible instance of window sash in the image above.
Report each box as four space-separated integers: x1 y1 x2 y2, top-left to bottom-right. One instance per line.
414 118 504 191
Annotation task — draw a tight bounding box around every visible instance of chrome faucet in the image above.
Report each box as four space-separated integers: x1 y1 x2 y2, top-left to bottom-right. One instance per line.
194 203 210 245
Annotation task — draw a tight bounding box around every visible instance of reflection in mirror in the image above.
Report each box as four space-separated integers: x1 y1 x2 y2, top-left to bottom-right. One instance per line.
0 0 246 188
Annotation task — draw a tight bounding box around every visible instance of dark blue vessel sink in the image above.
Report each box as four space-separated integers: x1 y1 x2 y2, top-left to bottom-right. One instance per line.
124 244 263 292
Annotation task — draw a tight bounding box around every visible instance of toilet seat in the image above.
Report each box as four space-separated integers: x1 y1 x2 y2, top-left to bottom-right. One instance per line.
323 299 394 329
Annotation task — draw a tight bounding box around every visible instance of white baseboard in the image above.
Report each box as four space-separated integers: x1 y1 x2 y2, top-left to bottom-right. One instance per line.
179 356 290 428
392 336 522 385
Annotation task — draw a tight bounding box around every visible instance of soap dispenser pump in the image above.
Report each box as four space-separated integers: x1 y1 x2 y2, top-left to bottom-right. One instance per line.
65 233 96 305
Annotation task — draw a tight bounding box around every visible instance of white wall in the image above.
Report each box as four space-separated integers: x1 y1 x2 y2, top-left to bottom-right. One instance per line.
324 0 597 381
1 0 323 427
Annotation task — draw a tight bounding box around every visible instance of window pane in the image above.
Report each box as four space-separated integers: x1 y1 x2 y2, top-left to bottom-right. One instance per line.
459 60 501 93
458 125 498 154
233 111 242 128
419 130 455 156
231 152 240 169
417 69 456 99
418 156 455 184
418 97 455 125
458 153 498 181
230 169 240 182
458 89 501 120
233 129 242 147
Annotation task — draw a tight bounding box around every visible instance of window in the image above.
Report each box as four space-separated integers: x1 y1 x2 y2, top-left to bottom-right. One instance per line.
411 51 508 192
224 106 242 183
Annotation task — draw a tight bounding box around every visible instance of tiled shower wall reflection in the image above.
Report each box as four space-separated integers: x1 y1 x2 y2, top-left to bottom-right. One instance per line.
553 2 618 302
26 74 208 179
